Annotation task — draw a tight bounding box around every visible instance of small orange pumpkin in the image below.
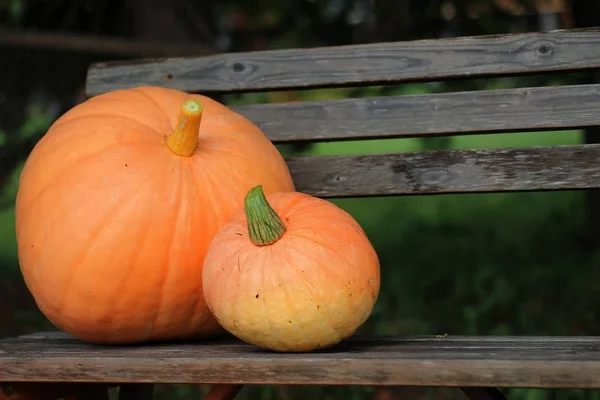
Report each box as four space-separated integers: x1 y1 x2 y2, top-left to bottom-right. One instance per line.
202 186 380 352
15 86 294 344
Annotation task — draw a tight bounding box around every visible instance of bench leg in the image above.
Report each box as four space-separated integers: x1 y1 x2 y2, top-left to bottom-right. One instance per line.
461 387 508 400
202 385 243 400
119 384 154 400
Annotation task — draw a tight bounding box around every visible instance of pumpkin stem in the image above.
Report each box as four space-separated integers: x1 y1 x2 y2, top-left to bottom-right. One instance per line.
166 99 202 157
244 185 286 246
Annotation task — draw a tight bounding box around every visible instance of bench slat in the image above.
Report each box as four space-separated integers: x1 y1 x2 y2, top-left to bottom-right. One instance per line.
3 333 600 387
287 144 600 197
86 29 600 96
233 84 600 143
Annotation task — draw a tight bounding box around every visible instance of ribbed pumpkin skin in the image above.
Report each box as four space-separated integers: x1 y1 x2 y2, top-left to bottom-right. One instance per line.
15 86 295 344
202 192 380 352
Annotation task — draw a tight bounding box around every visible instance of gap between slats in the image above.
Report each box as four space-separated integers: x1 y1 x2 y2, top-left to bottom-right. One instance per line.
286 143 600 198
85 28 600 96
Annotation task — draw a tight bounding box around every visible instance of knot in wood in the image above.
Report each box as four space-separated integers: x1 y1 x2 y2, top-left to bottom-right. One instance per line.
417 168 452 187
232 62 245 73
536 42 554 58
228 60 258 80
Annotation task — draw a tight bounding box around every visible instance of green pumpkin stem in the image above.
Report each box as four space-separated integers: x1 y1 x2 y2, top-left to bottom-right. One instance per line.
244 185 286 246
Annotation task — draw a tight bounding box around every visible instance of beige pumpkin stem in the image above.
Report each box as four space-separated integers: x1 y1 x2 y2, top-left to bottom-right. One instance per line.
166 99 203 157
244 185 286 246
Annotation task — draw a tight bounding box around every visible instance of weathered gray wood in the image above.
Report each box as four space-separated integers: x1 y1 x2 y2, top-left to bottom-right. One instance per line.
86 28 600 95
230 83 600 143
285 144 600 197
3 333 600 387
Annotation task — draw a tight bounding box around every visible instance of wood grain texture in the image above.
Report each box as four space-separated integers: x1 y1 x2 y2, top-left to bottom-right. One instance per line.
4 333 600 387
85 29 600 95
286 144 600 197
231 84 600 143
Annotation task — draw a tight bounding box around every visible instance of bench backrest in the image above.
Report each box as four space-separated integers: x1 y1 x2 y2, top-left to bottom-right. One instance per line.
85 28 600 198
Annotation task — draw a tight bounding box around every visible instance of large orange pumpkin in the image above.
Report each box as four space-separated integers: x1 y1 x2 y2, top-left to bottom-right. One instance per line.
15 86 294 344
202 186 380 352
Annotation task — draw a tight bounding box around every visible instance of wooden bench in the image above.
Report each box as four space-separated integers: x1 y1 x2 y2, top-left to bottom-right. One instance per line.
3 28 600 400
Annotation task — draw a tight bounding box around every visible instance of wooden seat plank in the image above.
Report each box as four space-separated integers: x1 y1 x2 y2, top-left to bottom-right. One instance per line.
85 29 600 96
287 144 600 197
231 84 600 143
2 333 600 388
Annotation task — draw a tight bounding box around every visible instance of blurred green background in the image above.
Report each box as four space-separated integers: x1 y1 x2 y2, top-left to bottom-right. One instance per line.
2 0 600 399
